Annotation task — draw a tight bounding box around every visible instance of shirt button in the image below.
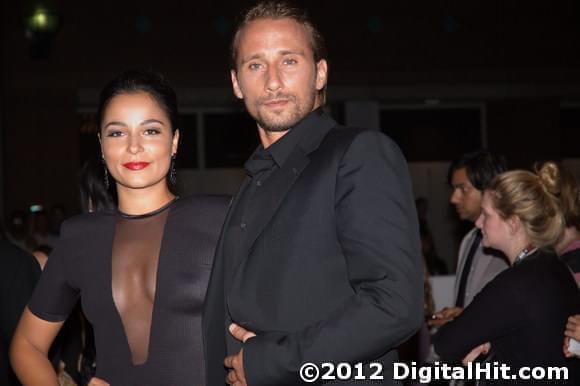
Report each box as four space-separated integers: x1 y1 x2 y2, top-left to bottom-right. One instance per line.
240 222 247 229
256 180 262 187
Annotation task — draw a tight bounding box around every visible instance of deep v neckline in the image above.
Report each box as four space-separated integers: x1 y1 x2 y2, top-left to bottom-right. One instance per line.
108 201 173 366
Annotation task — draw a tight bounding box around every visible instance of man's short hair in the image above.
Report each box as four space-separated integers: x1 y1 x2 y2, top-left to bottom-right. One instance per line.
447 150 508 191
230 1 327 70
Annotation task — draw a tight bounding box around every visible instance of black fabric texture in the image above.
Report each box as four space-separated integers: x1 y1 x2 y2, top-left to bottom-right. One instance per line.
28 195 228 385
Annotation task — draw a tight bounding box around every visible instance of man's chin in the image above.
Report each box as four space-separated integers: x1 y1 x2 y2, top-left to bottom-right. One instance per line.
258 113 301 132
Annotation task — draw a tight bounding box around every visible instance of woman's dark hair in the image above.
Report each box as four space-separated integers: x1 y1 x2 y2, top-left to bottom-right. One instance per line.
96 69 179 132
79 159 117 213
447 150 508 191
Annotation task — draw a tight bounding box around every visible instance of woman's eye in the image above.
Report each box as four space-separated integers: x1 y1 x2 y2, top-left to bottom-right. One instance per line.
144 128 161 135
106 130 124 137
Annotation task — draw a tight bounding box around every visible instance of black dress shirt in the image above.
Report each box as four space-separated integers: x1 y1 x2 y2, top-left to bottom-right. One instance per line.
223 108 323 272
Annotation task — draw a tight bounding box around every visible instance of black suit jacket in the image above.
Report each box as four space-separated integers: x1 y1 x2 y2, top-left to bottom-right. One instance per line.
0 241 41 386
203 111 423 385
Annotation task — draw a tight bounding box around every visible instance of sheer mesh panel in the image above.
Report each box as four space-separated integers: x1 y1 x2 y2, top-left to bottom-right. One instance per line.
111 209 168 365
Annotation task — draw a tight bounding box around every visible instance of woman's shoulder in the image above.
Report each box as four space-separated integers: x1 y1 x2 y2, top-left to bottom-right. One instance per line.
509 249 575 290
60 210 115 236
173 194 231 214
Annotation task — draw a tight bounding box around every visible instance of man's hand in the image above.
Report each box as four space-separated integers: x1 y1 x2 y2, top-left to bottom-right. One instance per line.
224 323 256 386
462 342 490 365
428 307 463 328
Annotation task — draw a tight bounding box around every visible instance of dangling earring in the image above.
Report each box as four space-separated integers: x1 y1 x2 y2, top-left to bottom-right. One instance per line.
169 154 177 185
102 158 110 190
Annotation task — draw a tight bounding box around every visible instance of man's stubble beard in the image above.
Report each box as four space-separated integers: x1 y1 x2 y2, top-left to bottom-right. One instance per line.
253 88 318 133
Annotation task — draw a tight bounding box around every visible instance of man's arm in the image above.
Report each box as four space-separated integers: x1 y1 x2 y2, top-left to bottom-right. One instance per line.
242 130 424 385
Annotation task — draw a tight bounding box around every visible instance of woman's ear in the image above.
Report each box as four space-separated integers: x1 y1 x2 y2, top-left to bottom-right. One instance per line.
507 215 521 236
172 129 180 156
98 132 104 158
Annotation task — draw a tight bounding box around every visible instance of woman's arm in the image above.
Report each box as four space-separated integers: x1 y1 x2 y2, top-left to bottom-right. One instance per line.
10 307 64 386
432 270 524 362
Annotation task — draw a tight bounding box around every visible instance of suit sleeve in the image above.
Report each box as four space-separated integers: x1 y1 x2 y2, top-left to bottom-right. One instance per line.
243 130 424 385
0 244 40 351
28 220 80 322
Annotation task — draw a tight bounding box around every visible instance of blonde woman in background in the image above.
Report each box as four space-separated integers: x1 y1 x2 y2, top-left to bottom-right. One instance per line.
433 162 580 385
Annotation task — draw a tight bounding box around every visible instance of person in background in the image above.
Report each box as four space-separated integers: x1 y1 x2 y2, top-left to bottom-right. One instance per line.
5 210 34 252
0 241 41 386
29 209 58 249
430 150 508 328
48 205 66 239
549 163 580 361
433 162 580 385
553 163 580 276
420 224 448 275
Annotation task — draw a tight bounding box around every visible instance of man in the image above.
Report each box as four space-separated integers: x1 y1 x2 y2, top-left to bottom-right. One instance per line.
203 1 423 385
430 150 509 328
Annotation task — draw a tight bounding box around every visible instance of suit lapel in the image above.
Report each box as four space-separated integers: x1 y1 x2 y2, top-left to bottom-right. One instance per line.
217 177 250 289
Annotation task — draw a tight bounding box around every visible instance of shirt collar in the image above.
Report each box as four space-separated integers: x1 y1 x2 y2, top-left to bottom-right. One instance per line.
264 107 325 167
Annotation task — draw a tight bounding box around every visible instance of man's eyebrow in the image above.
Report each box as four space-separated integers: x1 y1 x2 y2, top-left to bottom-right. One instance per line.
240 49 307 65
241 53 263 65
280 49 306 56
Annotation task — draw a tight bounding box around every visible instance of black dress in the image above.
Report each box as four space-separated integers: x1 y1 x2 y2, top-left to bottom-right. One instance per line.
29 196 228 385
433 249 580 385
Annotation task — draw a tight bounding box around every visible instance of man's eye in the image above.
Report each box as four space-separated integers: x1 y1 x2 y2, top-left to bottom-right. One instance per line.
283 58 297 65
248 63 262 71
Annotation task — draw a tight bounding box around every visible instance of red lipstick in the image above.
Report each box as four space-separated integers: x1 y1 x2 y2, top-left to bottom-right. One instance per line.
123 162 150 170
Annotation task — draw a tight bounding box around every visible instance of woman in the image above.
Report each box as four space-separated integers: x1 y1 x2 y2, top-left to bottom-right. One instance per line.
553 164 580 277
433 162 580 384
10 70 229 385
554 164 580 360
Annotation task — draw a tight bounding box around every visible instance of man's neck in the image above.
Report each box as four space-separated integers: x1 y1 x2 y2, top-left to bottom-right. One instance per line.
258 128 289 149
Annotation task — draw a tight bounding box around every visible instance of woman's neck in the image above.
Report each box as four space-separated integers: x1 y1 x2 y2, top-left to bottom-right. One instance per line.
116 183 175 216
505 233 533 265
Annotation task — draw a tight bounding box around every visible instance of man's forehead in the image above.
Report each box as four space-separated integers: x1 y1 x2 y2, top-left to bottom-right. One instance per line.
237 17 312 53
451 168 471 184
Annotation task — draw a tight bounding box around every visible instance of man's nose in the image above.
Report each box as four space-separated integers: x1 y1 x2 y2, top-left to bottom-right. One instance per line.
450 189 461 204
265 66 282 93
